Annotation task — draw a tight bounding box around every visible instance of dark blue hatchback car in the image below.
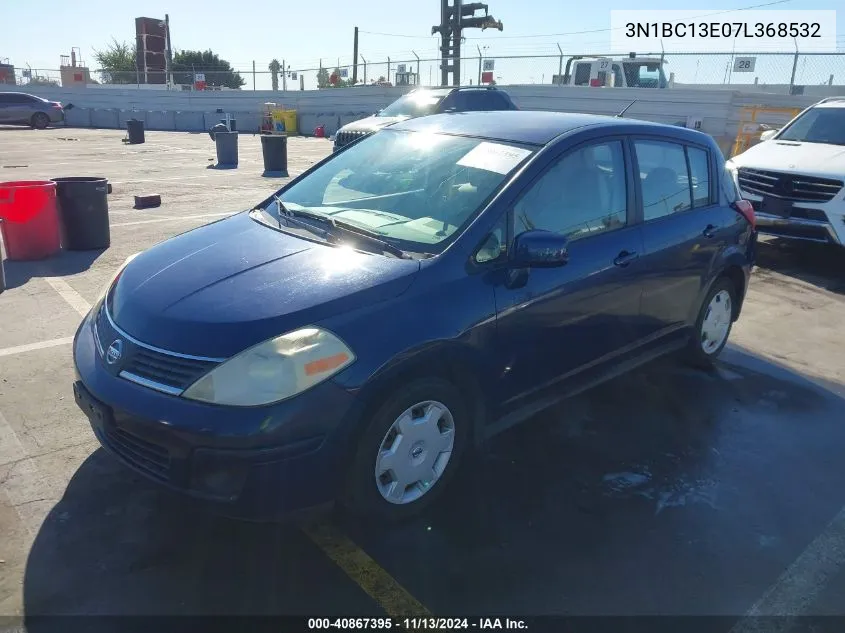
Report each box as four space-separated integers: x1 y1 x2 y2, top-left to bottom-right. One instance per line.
73 111 756 521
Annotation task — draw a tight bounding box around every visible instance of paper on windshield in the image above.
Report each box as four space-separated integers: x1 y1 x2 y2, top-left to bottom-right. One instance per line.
457 142 532 175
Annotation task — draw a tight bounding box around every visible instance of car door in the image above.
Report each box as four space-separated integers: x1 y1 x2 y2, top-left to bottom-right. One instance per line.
633 138 727 334
0 94 12 122
488 138 647 410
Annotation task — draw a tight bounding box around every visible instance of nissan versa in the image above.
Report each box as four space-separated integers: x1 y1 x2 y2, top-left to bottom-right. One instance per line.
73 111 756 521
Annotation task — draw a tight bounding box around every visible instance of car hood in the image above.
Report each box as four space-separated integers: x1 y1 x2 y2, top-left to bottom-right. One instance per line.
109 212 420 358
340 115 410 134
731 140 845 178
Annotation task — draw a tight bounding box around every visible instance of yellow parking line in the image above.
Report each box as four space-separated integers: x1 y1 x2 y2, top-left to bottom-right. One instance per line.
302 521 432 617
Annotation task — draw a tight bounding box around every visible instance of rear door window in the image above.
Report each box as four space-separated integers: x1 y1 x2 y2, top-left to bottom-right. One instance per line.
634 140 693 221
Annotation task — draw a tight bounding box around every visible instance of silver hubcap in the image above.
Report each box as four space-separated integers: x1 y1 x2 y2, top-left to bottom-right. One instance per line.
374 400 455 505
700 290 732 355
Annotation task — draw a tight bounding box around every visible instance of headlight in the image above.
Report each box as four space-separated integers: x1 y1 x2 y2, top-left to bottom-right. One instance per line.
182 327 355 406
95 252 140 305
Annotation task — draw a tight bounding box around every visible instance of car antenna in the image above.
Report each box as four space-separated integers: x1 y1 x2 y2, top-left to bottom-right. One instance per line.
616 100 637 118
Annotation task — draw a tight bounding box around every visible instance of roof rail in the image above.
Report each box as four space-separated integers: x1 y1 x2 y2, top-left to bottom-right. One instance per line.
816 96 845 104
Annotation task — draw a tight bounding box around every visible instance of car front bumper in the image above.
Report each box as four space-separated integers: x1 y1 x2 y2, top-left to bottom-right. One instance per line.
742 196 845 246
72 311 359 520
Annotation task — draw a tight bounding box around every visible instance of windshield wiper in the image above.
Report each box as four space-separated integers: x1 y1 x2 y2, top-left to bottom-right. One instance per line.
272 200 410 259
327 222 410 259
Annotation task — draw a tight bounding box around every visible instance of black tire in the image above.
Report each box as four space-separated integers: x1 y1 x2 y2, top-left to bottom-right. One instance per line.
684 277 737 368
343 377 469 522
31 112 50 130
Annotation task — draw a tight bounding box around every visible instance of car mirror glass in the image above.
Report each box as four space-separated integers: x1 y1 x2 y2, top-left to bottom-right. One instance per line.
511 230 569 268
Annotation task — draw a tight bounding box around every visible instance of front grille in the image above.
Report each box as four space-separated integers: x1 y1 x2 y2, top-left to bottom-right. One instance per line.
103 425 170 481
123 348 218 392
96 303 219 393
750 200 829 222
335 130 370 148
738 168 843 203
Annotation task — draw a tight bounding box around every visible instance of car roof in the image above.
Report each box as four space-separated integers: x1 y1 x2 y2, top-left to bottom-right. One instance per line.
814 97 845 109
389 110 694 146
1 92 41 99
412 86 504 97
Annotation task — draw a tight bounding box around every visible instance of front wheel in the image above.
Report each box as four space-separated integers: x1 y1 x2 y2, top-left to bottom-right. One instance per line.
343 377 469 521
684 278 737 367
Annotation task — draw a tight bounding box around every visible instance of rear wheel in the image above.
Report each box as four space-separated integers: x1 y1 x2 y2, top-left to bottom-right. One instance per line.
343 377 469 522
684 278 737 367
31 112 50 130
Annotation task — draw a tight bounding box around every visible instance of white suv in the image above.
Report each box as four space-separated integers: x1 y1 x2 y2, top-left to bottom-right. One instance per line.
726 97 845 246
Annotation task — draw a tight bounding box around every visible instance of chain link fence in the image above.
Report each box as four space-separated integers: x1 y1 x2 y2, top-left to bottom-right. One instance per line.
6 51 844 92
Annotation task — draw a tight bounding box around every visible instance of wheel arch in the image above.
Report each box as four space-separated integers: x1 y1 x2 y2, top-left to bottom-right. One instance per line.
338 340 494 462
689 251 750 325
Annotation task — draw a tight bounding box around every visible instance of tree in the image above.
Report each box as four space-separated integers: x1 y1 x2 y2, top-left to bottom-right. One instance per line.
269 59 281 91
28 77 59 87
316 67 330 89
171 50 245 89
93 38 136 84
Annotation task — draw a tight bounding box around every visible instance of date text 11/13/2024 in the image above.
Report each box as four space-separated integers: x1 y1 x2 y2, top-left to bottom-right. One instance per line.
307 618 528 630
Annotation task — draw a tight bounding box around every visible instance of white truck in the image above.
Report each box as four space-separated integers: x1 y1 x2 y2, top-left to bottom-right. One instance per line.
556 54 670 89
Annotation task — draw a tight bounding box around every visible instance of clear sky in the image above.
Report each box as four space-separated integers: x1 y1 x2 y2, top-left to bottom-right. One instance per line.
2 0 842 89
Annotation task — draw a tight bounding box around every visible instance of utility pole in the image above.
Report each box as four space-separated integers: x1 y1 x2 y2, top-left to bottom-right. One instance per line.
252 60 256 90
432 1 503 87
282 60 287 91
477 45 482 85
361 55 367 84
413 50 420 85
164 14 173 89
353 27 359 84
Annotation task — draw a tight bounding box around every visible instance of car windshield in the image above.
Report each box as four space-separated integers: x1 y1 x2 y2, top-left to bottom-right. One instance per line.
271 130 534 254
378 92 446 117
778 107 845 145
623 62 668 88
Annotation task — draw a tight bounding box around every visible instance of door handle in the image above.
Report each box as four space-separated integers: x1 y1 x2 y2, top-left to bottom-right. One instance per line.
613 250 639 267
703 224 717 239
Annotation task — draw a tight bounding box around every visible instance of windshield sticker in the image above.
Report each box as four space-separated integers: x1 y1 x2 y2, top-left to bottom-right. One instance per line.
457 142 532 175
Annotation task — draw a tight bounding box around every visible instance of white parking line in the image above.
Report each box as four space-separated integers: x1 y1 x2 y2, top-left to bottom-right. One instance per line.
0 411 33 538
42 277 91 316
730 504 845 632
0 337 75 358
111 212 234 227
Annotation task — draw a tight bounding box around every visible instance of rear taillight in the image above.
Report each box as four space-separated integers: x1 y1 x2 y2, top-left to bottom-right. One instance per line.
732 199 756 230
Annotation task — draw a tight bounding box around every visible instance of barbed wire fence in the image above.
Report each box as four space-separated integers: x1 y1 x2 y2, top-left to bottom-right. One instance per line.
5 51 844 92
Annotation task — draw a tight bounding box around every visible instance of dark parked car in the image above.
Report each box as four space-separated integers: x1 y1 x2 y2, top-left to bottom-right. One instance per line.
73 111 756 522
0 91 64 128
333 86 517 151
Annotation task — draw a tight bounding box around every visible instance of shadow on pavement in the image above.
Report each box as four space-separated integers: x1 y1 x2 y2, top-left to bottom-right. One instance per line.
2 249 104 290
755 238 845 295
22 347 845 621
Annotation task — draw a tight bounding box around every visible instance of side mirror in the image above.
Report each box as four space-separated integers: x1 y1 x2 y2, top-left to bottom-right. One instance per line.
759 129 778 142
511 230 569 268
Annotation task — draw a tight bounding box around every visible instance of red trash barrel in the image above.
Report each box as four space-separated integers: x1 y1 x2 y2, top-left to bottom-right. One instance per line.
0 181 61 261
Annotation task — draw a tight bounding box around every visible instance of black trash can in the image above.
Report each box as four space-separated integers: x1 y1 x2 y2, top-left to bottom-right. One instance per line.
51 177 110 250
126 118 145 144
215 131 239 167
261 134 288 175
